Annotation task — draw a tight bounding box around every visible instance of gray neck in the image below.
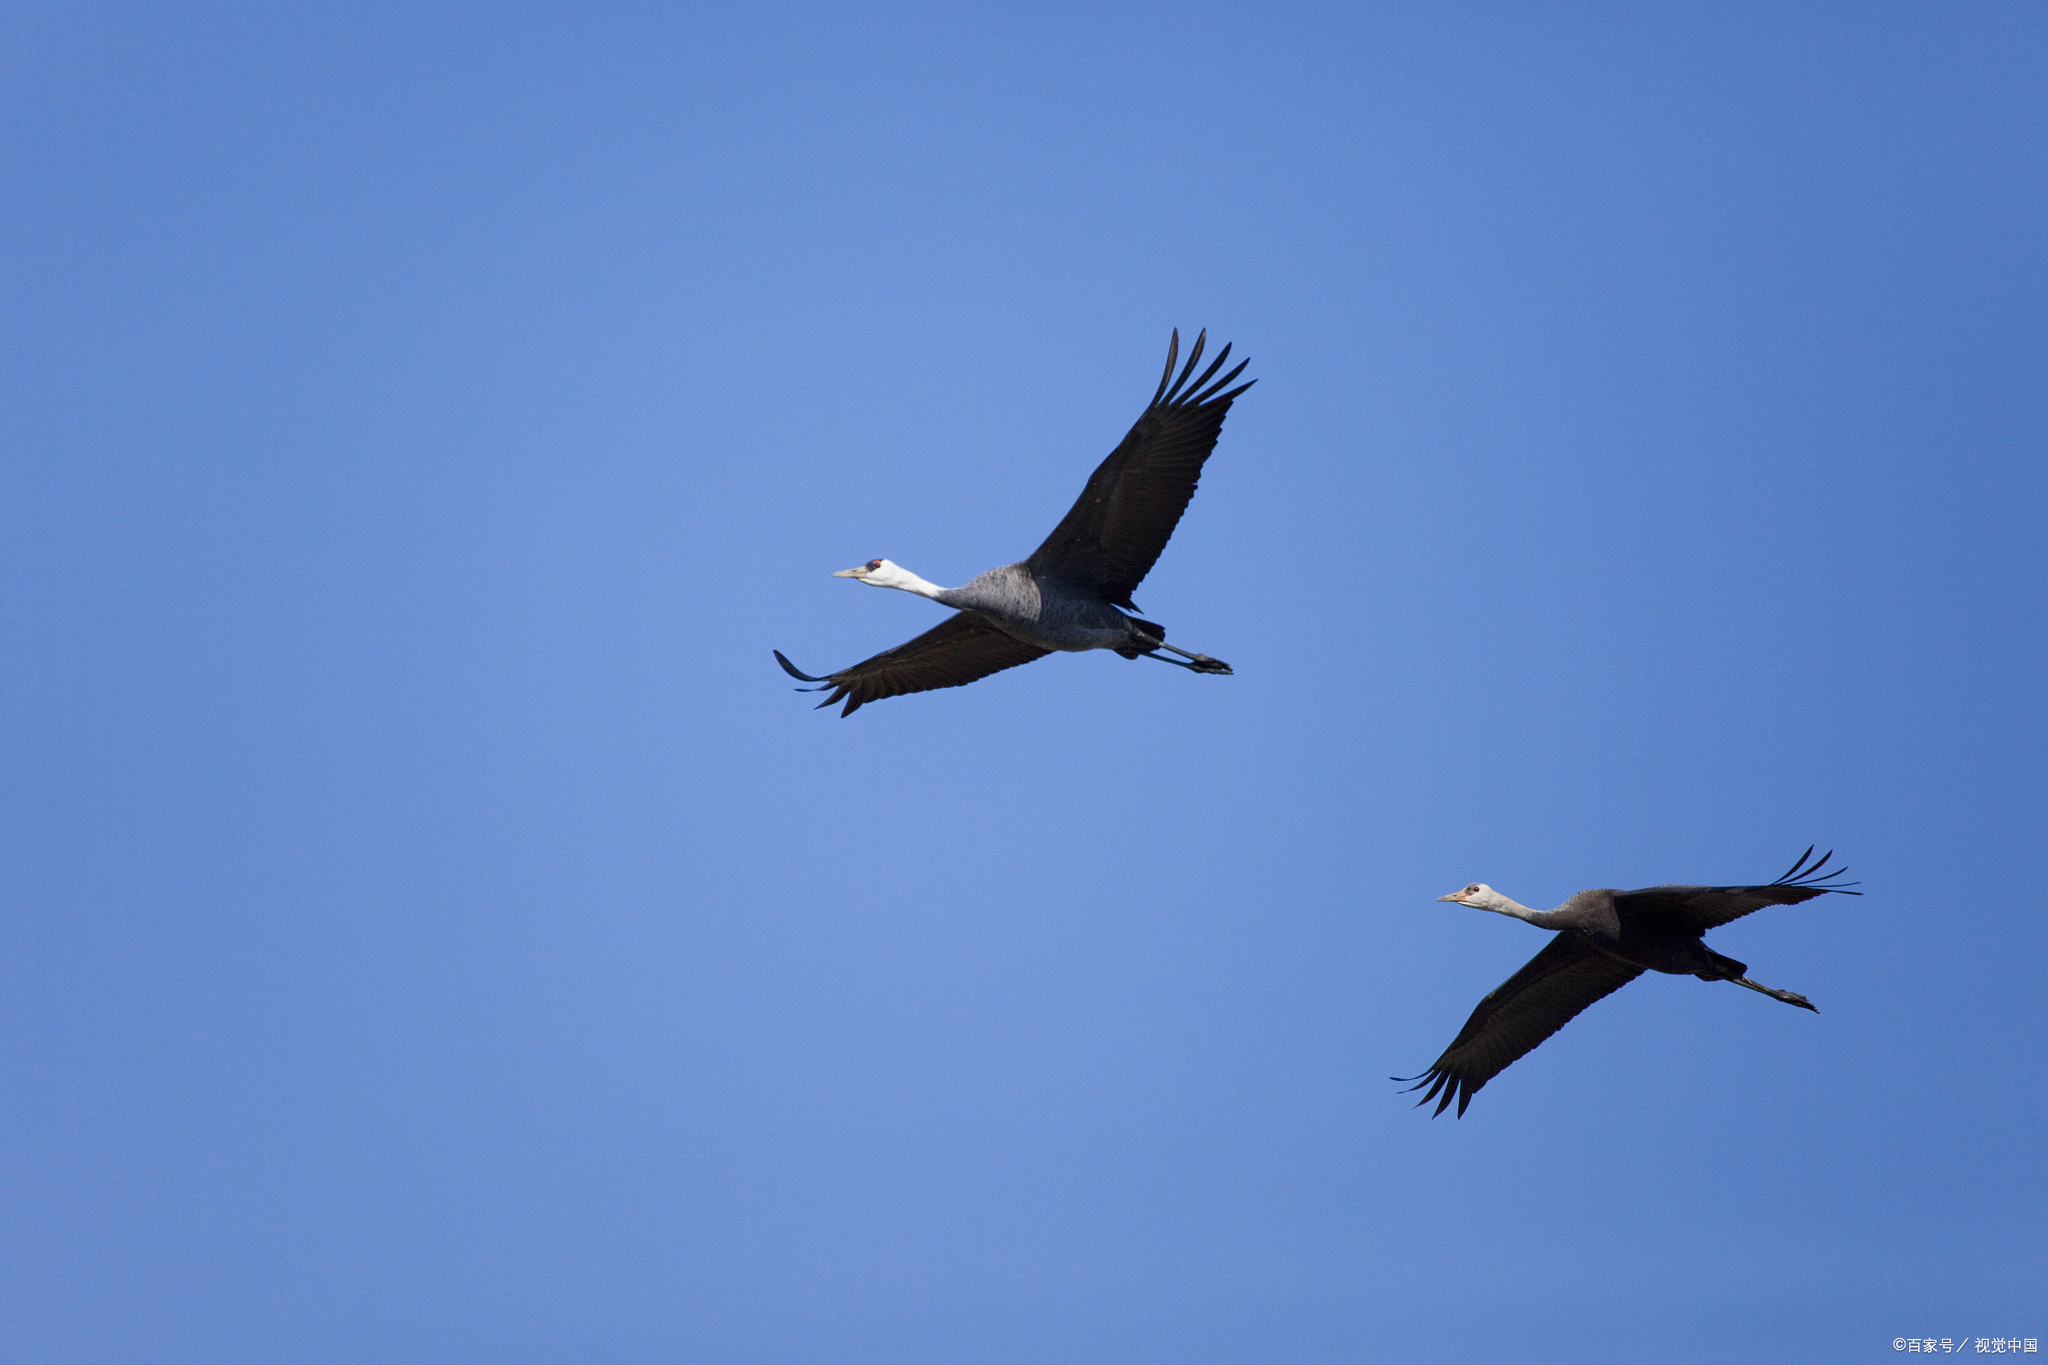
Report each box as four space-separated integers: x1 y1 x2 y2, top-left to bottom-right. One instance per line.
1478 892 1562 929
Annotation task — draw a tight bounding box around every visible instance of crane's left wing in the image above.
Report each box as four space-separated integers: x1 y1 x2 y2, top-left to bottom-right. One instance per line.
1614 847 1861 934
773 612 1051 717
1026 329 1253 611
1400 933 1646 1118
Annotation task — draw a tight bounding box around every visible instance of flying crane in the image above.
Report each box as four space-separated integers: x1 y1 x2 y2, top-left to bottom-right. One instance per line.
775 329 1252 716
1403 848 1859 1117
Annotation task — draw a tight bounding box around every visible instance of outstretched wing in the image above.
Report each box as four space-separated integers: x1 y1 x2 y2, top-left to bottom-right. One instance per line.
1026 329 1254 610
1400 933 1645 1118
1614 847 1862 934
773 613 1051 717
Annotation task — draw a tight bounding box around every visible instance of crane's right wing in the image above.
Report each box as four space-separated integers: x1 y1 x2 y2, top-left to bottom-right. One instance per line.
1614 847 1861 934
1026 329 1253 611
1399 933 1645 1118
773 612 1052 717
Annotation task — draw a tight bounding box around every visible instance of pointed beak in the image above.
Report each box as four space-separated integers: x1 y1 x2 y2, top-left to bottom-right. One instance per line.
833 567 864 578
1436 893 1462 902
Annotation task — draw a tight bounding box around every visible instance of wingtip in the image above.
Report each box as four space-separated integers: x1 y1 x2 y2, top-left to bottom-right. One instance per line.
1776 845 1818 883
1171 332 1204 401
774 649 829 683
1774 845 1862 894
1150 330 1181 407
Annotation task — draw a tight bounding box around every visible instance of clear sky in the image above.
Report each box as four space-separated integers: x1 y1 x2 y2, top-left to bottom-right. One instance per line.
3 3 2043 1362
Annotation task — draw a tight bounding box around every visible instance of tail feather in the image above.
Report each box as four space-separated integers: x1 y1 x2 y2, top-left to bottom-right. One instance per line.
1697 950 1748 982
1117 618 1169 661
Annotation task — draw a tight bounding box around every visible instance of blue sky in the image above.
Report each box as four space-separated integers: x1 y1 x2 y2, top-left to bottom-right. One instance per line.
2 3 2043 1361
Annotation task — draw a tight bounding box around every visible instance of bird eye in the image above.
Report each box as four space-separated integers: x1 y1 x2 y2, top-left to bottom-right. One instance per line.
1466 885 1480 894
867 559 882 570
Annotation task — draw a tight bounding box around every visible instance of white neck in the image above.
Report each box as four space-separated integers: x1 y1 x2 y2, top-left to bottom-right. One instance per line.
867 561 950 600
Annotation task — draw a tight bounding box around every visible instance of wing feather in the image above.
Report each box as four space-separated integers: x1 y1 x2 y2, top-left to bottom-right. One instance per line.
1614 849 1861 933
1400 934 1645 1118
1027 329 1254 610
773 613 1051 717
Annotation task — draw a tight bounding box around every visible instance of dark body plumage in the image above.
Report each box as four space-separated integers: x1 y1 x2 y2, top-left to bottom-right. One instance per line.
1404 849 1859 1117
775 330 1253 715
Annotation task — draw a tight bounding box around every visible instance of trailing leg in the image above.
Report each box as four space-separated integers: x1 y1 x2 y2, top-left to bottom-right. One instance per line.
1139 650 1227 673
1152 641 1232 673
1729 976 1818 1012
1124 620 1231 675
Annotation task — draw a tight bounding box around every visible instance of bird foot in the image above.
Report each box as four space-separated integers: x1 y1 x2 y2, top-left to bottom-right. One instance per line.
1141 651 1233 675
1735 976 1817 1012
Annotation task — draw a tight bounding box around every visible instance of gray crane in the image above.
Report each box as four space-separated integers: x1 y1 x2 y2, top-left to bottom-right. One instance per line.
1402 848 1860 1117
774 330 1253 716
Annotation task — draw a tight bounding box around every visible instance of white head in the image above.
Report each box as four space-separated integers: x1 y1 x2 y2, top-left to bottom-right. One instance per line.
1437 883 1518 916
834 558 920 591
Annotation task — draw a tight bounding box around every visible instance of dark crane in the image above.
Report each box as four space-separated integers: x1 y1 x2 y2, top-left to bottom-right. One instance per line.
1402 848 1860 1117
775 330 1252 716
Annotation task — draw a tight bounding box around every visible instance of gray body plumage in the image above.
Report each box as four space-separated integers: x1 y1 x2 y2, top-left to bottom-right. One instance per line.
936 563 1142 654
1521 889 1741 978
